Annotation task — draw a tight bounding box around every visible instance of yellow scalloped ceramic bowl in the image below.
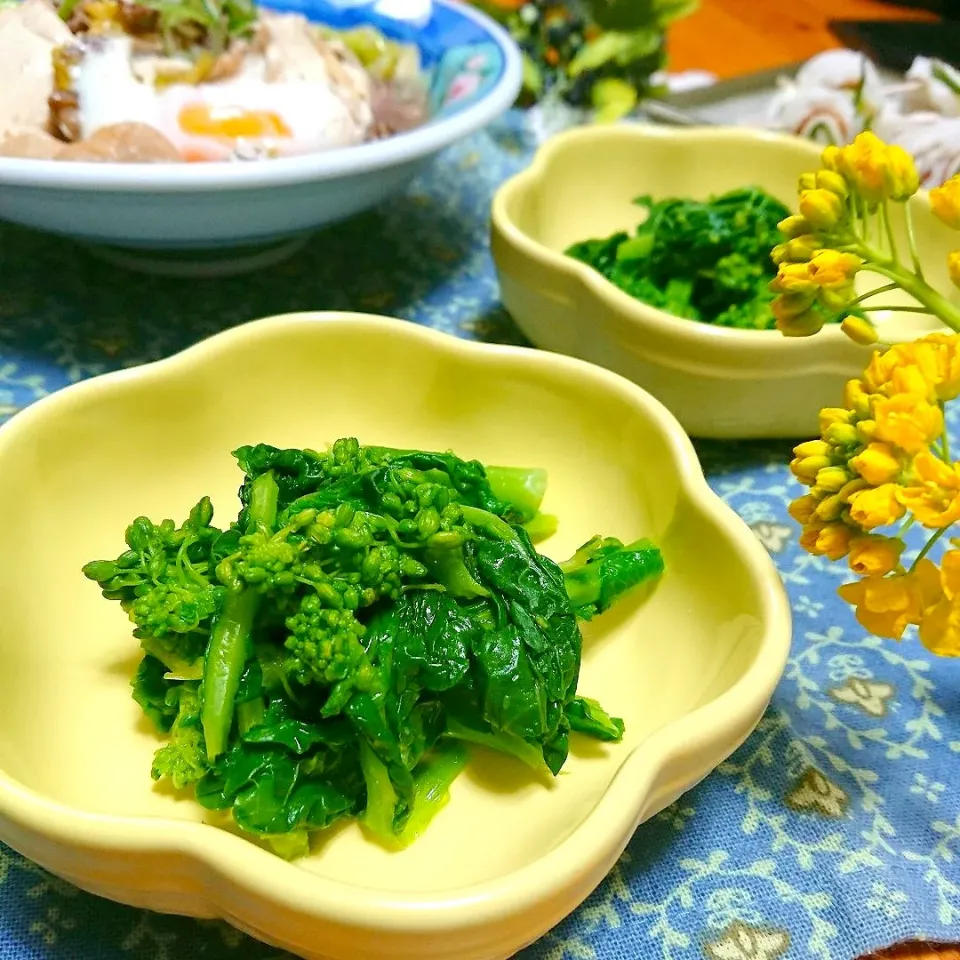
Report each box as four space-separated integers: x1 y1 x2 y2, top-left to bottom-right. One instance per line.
0 313 790 960
491 125 958 439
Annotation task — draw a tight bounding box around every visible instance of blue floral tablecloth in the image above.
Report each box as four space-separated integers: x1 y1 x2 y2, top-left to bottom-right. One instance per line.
1 115 959 960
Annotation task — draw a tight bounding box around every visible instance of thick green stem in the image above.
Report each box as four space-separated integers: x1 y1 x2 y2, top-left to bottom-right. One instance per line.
485 465 547 523
201 589 259 760
857 261 960 332
201 471 278 761
911 526 949 572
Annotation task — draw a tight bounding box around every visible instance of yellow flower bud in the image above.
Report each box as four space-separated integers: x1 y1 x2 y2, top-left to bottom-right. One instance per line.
824 422 861 446
770 262 817 295
841 315 880 345
949 250 960 289
807 249 862 286
772 290 817 320
838 477 870 502
771 243 790 265
814 465 851 494
848 482 906 529
793 439 831 459
821 144 841 172
815 493 846 522
789 494 819 524
930 174 960 230
776 308 825 338
798 172 818 193
777 214 814 239
850 441 901 485
848 535 904 577
819 407 854 432
885 144 920 201
799 188 846 230
816 169 849 198
857 419 878 443
837 131 890 205
819 283 857 312
791 454 832 484
784 235 820 262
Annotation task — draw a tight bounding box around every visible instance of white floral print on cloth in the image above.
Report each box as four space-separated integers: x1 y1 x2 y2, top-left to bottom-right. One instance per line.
0 113 959 960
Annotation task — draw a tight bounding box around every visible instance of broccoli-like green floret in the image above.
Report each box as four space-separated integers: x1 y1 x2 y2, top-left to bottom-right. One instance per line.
284 593 379 716
82 498 225 675
560 536 664 620
151 683 210 790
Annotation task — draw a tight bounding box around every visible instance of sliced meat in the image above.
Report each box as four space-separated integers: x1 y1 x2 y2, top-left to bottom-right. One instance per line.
0 0 74 140
57 121 182 162
0 130 63 159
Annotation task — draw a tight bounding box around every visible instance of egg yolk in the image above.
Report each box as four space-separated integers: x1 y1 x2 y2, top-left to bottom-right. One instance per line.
178 103 293 141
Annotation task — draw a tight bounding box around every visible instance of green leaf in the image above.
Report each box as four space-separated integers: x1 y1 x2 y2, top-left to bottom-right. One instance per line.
568 29 662 77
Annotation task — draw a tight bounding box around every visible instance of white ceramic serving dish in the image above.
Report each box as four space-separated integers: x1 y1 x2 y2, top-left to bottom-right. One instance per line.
0 0 521 256
491 124 958 439
0 312 791 959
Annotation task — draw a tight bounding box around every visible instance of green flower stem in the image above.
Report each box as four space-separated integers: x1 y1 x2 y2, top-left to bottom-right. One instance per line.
903 202 926 281
844 283 899 308
855 259 960 332
911 525 949 572
941 402 951 463
858 304 935 314
881 200 900 263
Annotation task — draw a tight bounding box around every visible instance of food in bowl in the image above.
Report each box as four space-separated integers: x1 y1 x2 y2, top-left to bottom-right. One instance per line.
82 436 664 859
564 185 801 330
0 0 428 162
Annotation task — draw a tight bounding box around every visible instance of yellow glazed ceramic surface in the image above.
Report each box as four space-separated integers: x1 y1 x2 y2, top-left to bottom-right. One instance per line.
0 313 790 960
491 125 960 439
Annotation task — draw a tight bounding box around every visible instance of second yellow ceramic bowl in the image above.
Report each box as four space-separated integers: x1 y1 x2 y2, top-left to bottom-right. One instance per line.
491 124 957 439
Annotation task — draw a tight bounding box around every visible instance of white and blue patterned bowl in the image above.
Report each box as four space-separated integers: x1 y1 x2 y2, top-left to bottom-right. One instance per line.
0 0 521 258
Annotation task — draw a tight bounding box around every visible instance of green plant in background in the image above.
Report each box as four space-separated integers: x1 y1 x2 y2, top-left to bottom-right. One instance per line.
472 0 698 121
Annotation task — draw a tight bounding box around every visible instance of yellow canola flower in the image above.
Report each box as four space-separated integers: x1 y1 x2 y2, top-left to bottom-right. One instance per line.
848 482 906 529
837 560 940 639
884 144 920 201
770 262 818 296
799 521 853 560
849 441 901 485
841 315 879 345
836 132 891 204
873 392 943 454
918 597 960 656
806 249 861 287
799 189 845 230
821 144 841 172
864 335 960 402
816 169 849 198
949 251 960 289
940 548 960 599
777 214 813 239
848 535 904 577
897 451 960 527
930 174 960 229
788 494 818 524
916 549 960 655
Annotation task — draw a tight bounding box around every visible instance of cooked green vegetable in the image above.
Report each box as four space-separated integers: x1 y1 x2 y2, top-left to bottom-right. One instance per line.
83 439 663 858
565 186 795 330
471 0 696 119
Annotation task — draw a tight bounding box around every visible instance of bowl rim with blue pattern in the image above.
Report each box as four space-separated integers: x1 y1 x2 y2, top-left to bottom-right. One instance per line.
0 0 522 189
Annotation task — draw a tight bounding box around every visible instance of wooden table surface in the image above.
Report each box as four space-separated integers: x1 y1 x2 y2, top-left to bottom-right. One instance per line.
667 0 936 78
665 3 952 958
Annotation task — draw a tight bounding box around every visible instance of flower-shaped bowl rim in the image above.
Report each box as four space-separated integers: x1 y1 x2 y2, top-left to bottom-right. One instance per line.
491 123 888 375
0 312 791 934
